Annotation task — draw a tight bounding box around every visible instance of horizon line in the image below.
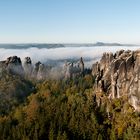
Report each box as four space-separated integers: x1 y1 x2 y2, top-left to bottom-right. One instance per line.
0 42 139 45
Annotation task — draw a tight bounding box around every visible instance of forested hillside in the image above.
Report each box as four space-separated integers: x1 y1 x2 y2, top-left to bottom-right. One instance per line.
0 72 139 140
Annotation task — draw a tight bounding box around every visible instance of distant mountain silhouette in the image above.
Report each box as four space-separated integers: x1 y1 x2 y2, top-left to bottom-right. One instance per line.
0 42 138 49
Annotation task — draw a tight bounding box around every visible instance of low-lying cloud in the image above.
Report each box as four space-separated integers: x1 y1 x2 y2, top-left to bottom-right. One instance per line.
0 46 139 67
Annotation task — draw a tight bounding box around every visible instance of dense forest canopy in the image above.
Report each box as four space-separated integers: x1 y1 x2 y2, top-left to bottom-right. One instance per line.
0 69 139 140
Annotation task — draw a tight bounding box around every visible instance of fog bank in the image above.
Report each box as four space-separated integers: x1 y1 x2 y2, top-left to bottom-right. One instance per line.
0 46 139 67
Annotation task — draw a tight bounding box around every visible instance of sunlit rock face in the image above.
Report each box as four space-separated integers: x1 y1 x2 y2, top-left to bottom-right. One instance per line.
92 50 140 112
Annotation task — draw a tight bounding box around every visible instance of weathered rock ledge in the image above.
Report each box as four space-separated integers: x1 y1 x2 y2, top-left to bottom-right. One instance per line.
92 49 140 111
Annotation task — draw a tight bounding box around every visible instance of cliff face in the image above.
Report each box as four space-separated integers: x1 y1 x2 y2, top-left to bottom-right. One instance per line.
92 49 140 111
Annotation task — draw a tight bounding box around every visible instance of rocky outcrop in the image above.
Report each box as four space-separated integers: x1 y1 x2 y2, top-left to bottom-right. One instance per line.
0 56 85 80
37 63 47 80
0 56 50 80
23 57 33 77
63 57 85 79
92 50 140 111
32 61 42 78
31 61 54 80
0 56 24 76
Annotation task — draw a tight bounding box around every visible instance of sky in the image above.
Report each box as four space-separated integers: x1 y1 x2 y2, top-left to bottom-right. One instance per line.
0 0 140 44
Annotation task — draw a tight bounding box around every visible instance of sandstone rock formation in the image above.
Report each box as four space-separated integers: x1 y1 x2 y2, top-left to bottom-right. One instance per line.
23 57 33 77
92 50 140 111
32 61 42 78
63 57 85 79
0 56 85 81
37 63 47 80
0 56 24 76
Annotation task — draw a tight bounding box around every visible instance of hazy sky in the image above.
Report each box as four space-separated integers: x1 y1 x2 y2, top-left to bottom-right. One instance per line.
0 0 140 44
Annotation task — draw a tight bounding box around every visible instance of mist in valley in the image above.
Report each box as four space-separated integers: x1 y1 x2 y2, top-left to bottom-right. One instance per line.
0 45 139 68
